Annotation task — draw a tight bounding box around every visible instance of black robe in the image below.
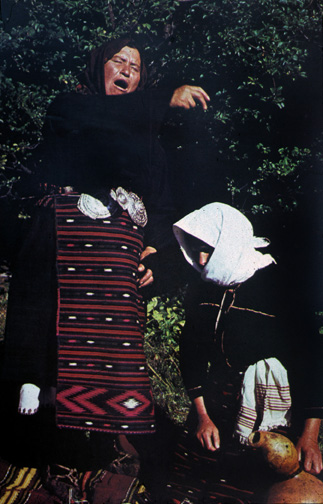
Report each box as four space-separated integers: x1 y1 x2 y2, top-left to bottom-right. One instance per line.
180 263 323 428
35 88 175 250
2 88 176 389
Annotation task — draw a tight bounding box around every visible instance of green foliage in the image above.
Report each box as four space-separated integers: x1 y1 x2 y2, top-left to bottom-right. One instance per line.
0 0 321 213
1 2 321 417
145 291 190 424
244 145 313 214
0 272 9 340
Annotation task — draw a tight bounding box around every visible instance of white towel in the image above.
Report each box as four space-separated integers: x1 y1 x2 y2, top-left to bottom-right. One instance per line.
234 357 292 444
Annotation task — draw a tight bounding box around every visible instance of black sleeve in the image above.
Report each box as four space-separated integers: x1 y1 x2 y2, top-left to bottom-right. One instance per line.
278 296 323 422
179 282 216 400
1 201 58 388
180 325 212 401
233 264 323 422
136 87 176 251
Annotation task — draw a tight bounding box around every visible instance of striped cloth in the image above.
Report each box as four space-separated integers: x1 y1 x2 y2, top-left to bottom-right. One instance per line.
234 358 292 445
0 458 152 504
0 464 41 504
54 194 155 434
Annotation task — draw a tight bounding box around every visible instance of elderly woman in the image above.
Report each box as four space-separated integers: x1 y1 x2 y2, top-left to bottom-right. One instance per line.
1 37 209 501
166 202 323 503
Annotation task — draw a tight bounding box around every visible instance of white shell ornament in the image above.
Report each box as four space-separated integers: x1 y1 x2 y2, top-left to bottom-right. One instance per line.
77 194 112 219
111 187 148 227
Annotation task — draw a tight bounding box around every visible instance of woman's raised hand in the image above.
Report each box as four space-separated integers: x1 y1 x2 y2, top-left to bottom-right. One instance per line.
170 85 210 111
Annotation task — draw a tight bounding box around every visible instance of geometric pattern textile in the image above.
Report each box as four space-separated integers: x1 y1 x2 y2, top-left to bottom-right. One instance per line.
54 194 155 434
0 462 44 504
0 458 153 504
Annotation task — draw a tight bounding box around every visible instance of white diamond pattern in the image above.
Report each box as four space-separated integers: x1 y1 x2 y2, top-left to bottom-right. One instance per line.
121 397 142 410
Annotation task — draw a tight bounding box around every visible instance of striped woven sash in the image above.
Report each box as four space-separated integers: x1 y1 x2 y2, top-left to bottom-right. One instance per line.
54 194 155 434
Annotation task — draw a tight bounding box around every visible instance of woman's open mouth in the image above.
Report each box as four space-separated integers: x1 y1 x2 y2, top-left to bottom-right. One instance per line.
114 79 128 91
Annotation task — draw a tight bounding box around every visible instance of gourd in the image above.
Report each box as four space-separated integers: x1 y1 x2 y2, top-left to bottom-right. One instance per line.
249 431 323 504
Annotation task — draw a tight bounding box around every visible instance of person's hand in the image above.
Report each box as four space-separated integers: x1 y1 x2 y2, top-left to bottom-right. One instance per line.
169 85 210 111
137 246 157 288
196 413 220 451
296 434 323 474
296 418 323 474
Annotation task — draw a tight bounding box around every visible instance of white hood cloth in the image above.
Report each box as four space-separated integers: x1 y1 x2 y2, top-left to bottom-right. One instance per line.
173 202 276 287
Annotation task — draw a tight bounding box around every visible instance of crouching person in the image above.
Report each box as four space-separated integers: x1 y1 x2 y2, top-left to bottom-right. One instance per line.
165 202 322 504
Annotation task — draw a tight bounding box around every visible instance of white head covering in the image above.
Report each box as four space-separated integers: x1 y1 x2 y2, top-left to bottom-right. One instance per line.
173 202 276 287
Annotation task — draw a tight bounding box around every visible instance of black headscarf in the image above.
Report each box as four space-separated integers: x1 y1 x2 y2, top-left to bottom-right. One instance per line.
34 38 151 201
79 37 148 95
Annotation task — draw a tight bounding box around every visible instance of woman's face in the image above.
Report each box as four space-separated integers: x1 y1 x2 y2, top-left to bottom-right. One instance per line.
186 235 214 267
104 46 141 96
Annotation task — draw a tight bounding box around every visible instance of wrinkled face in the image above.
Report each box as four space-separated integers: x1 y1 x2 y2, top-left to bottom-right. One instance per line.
104 46 141 96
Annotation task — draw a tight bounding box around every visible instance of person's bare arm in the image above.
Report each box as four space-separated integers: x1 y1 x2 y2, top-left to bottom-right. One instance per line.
170 85 210 111
193 395 220 451
296 418 322 474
